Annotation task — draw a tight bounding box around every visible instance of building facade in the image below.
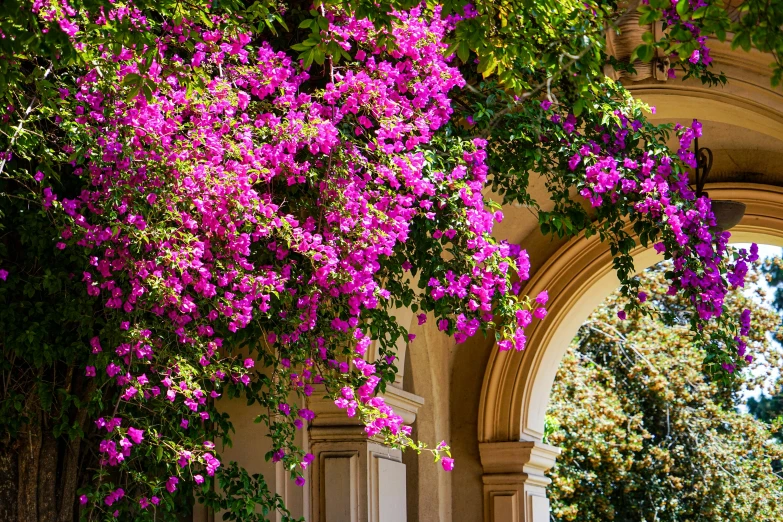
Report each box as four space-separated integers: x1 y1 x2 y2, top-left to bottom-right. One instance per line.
196 36 783 522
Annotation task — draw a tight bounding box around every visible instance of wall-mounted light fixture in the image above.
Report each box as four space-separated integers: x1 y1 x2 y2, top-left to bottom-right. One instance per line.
692 138 746 231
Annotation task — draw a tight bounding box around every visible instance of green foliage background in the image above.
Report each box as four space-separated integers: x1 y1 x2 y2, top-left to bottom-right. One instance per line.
547 263 783 521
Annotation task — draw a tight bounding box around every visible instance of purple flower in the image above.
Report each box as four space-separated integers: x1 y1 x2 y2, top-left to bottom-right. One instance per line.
203 453 221 476
302 453 315 469
749 243 759 262
568 153 581 171
441 457 455 471
104 488 124 506
127 427 144 445
498 339 512 352
0 269 8 281
166 476 178 493
121 386 138 400
516 309 532 328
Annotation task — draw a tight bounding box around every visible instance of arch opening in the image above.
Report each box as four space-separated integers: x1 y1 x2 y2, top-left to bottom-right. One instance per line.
479 183 783 444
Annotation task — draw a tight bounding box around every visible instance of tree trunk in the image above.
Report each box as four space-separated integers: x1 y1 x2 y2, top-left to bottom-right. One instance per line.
57 378 95 522
37 430 57 522
9 369 97 522
18 395 42 522
56 438 81 522
0 446 19 521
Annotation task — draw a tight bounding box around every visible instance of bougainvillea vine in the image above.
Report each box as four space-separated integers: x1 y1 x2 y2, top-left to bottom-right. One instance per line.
0 0 761 519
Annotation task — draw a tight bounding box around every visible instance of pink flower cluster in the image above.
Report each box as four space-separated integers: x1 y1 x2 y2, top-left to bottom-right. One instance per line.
49 4 540 512
642 0 713 77
32 0 150 51
543 99 755 362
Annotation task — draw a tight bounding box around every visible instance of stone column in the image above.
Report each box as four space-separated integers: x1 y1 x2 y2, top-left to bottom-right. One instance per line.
308 385 424 522
479 441 561 522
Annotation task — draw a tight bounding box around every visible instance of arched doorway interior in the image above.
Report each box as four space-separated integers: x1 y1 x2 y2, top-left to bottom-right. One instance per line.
477 183 783 522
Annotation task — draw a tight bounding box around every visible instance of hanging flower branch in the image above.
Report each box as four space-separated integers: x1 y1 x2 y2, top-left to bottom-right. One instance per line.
0 0 768 519
40 5 546 518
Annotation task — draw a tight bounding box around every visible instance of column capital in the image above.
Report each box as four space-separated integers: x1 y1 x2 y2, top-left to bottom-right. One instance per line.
309 384 424 430
307 385 425 522
480 441 561 522
479 441 560 477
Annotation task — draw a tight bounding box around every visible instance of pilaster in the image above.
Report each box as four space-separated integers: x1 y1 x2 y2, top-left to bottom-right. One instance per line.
308 385 424 522
479 441 561 522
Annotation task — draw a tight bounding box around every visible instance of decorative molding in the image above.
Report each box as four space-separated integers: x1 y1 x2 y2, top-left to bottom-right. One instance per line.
309 384 424 432
480 442 560 522
380 386 425 425
488 491 518 522
479 442 560 481
320 451 360 522
605 0 669 83
371 453 407 522
307 384 422 522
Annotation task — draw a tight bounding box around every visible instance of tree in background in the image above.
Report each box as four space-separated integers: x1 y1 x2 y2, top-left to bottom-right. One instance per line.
762 251 783 312
746 252 783 439
547 262 783 522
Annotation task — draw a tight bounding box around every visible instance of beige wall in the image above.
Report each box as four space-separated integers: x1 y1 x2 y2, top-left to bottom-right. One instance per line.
217 394 309 521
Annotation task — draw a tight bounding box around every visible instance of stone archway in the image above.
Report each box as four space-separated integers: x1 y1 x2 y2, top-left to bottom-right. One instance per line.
476 183 783 522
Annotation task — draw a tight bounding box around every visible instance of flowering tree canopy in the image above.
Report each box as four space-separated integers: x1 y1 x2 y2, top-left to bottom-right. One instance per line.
0 0 781 520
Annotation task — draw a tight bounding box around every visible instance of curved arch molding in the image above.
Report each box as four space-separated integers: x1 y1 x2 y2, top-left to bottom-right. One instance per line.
477 183 783 443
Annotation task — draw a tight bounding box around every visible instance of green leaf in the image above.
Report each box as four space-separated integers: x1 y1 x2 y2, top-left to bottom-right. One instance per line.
121 73 141 86
634 44 655 63
457 41 470 63
573 98 585 117
676 0 690 19
317 16 329 31
303 49 315 69
732 31 752 52
478 54 498 77
638 6 662 25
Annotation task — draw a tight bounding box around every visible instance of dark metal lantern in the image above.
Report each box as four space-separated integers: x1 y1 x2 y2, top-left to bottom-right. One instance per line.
692 138 746 231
